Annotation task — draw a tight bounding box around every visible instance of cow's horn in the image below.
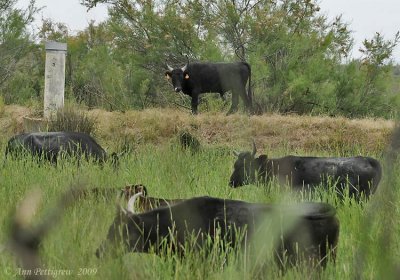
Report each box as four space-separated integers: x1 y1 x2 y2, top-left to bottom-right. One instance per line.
233 150 240 157
252 140 257 157
181 64 187 72
127 192 143 214
167 64 173 71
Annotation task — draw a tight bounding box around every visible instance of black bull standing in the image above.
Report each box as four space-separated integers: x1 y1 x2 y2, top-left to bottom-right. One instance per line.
229 143 382 200
96 195 339 268
165 62 252 114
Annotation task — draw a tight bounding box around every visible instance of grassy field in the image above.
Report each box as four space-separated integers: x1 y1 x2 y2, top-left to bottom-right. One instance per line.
0 106 399 279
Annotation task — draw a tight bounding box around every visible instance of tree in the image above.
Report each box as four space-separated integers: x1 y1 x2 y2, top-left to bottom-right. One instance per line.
0 0 41 103
77 0 399 117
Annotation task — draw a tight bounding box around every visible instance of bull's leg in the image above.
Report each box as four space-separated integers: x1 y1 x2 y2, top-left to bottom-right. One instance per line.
191 94 199 115
220 93 226 102
227 91 239 115
239 87 252 113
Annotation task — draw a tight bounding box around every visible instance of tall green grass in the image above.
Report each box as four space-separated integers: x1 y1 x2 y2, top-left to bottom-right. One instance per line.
0 143 398 279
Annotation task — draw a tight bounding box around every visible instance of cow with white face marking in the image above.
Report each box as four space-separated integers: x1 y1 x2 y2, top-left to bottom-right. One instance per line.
123 186 185 212
229 142 382 200
165 62 252 114
96 195 339 268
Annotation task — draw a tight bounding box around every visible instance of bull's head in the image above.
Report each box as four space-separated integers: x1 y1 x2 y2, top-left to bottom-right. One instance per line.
95 192 145 258
229 141 257 187
120 184 148 201
165 64 189 93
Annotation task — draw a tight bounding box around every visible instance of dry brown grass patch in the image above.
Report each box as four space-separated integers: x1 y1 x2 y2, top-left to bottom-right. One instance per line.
0 105 394 155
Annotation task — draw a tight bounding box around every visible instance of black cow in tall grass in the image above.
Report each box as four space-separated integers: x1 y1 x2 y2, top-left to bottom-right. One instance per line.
5 132 118 165
96 194 339 268
165 62 252 114
229 143 382 200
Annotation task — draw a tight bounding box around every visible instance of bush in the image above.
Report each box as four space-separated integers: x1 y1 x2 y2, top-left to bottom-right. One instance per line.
47 106 97 135
179 130 201 153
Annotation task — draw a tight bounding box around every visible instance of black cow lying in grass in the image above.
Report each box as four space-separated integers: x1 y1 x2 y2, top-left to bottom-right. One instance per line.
96 195 339 268
5 132 118 166
229 143 382 200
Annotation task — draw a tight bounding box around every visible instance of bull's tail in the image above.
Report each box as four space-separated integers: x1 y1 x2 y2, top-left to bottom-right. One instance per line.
244 62 252 112
368 157 382 194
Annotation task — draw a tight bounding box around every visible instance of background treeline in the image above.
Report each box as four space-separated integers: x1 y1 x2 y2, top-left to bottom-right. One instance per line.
1 0 400 118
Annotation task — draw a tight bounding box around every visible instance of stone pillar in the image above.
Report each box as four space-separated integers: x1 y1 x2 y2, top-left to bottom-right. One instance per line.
44 41 67 118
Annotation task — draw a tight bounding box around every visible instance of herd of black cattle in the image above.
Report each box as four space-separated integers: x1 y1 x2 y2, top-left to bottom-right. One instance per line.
2 61 386 273
4 128 383 270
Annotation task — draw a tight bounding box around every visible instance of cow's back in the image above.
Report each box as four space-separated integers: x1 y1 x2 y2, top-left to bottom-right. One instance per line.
173 198 339 267
279 155 382 197
61 132 107 160
184 62 250 94
28 132 106 161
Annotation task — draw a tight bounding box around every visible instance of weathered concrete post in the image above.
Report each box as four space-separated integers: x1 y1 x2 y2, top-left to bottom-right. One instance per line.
44 41 67 118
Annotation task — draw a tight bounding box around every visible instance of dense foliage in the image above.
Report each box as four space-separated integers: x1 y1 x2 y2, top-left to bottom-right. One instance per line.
1 0 399 117
0 0 41 104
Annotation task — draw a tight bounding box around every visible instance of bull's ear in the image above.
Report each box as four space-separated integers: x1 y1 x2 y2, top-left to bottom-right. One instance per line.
165 72 171 80
121 185 133 200
184 73 190 80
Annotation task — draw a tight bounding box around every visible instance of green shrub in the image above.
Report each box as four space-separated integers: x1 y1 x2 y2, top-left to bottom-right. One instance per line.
47 106 97 135
179 130 201 153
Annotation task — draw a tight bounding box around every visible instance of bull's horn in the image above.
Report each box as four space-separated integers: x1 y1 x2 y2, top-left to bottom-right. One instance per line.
233 150 240 157
181 64 187 72
167 64 173 71
127 192 143 214
252 140 257 157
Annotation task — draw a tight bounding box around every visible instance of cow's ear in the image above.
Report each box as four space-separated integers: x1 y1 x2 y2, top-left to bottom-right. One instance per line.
184 73 190 80
165 72 171 80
